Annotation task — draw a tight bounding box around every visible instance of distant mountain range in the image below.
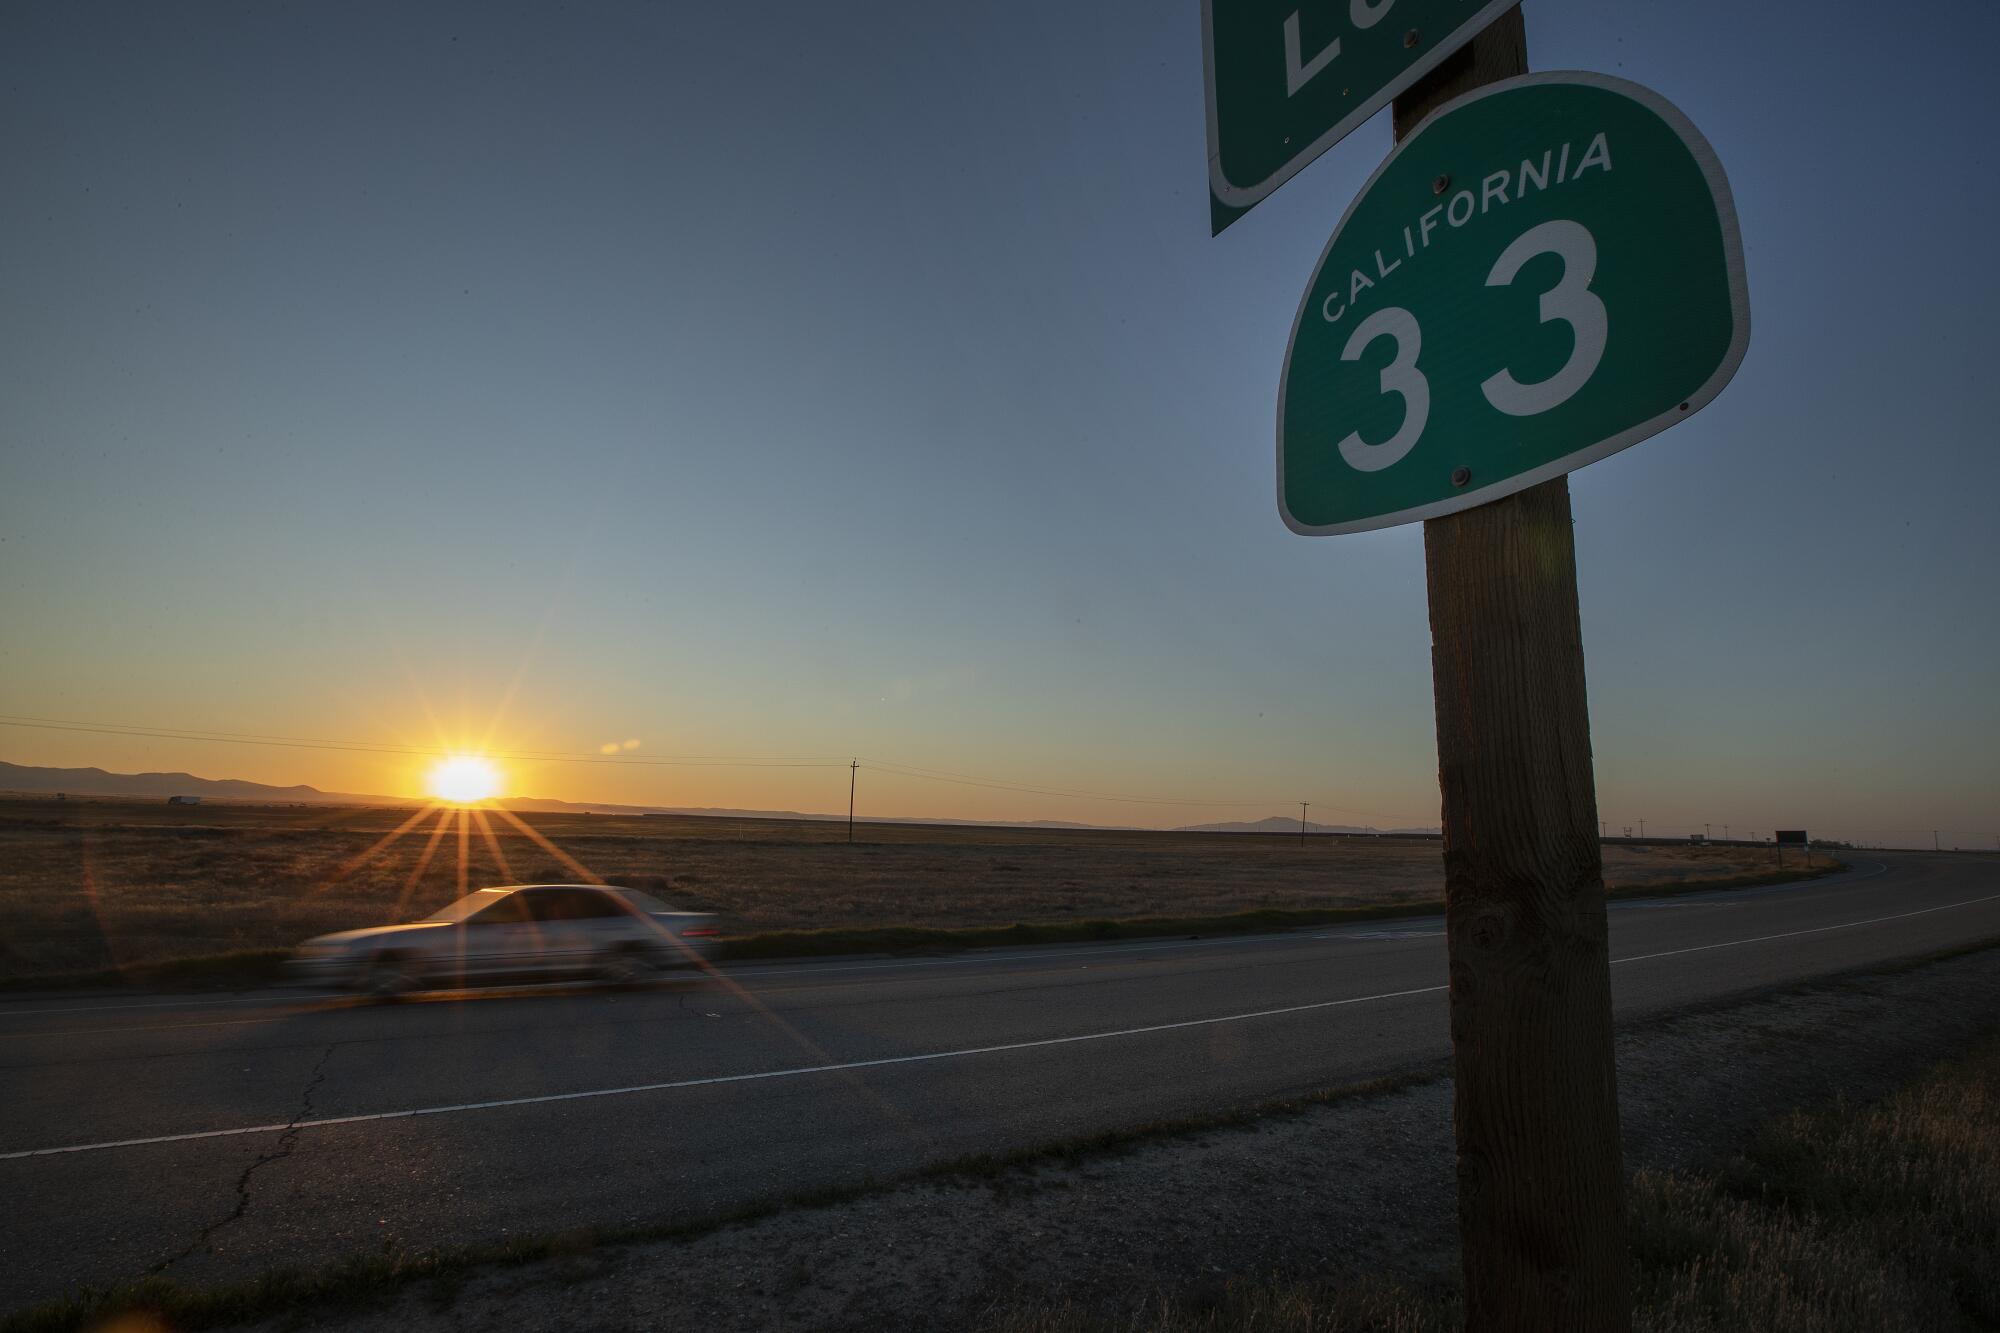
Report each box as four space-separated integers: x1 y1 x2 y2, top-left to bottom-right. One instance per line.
1174 815 1439 836
0 760 1430 835
0 761 339 803
0 760 1120 830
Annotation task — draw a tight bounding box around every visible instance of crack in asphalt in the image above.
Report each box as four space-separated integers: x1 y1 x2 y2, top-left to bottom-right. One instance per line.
148 1040 342 1275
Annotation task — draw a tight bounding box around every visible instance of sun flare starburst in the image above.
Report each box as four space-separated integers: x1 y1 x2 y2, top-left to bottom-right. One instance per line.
426 755 503 805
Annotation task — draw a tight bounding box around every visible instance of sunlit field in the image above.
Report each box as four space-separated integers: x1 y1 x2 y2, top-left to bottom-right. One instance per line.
0 797 1814 978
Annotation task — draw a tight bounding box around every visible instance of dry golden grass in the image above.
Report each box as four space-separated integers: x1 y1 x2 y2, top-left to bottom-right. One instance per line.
1626 1033 2000 1331
0 796 1809 978
982 1033 2000 1333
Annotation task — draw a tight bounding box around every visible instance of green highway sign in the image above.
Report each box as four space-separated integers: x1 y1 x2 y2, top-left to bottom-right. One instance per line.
1277 73 1749 535
1203 0 1518 234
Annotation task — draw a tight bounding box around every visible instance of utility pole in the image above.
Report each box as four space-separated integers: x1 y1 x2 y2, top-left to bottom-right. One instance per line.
1599 819 1606 840
1398 11 1629 1329
1723 824 1730 841
1300 801 1310 847
1934 829 1941 852
848 760 858 844
1638 817 1646 839
1704 823 1711 842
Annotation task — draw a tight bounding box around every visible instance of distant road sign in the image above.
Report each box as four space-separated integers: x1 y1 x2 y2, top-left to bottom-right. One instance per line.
1277 73 1749 535
1203 0 1517 233
1775 829 1808 845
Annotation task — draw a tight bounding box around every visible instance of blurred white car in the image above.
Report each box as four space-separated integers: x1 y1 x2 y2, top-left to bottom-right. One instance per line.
292 883 720 995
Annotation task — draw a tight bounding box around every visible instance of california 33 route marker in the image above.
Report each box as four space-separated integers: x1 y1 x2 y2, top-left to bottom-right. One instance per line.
1276 72 1749 535
1203 0 1520 233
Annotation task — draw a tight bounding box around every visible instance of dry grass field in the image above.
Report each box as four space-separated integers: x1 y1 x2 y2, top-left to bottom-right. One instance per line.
988 1027 2000 1333
0 796 1815 978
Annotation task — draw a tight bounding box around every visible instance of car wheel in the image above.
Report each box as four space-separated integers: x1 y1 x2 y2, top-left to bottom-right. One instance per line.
359 952 422 999
597 944 662 986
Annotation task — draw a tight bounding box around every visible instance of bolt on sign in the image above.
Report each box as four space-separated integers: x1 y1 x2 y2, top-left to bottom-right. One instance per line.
1277 73 1749 535
1203 0 1519 234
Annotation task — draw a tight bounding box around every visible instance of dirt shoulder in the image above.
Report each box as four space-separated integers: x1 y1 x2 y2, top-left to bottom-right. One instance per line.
196 942 2000 1333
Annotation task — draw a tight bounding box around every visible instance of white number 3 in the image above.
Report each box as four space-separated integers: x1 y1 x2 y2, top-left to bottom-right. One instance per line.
1338 306 1430 473
1480 219 1608 417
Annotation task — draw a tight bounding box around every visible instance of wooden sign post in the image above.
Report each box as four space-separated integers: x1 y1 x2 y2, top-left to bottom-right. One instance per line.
1250 0 1744 1315
1393 11 1631 1329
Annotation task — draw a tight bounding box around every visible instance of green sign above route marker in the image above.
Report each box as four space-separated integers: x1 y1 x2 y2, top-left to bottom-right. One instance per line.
1204 0 1518 234
1277 73 1749 535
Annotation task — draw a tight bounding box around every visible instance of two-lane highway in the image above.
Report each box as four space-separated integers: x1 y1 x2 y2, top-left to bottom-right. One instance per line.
3 852 1995 1310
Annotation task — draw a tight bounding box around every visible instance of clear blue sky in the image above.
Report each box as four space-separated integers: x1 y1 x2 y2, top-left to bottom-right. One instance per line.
2 0 1995 846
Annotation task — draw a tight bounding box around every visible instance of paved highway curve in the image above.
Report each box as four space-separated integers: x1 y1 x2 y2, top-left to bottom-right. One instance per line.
2 851 1995 1311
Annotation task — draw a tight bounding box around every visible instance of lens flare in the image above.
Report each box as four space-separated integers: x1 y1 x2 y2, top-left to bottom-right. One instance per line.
427 755 503 805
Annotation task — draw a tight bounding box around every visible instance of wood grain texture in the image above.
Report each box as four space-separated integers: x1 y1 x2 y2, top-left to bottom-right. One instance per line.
1395 10 1633 1330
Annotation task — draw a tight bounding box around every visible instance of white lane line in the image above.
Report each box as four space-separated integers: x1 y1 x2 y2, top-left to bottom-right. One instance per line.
0 928 1399 1022
1318 929 1444 940
0 930 1440 1040
8 887 1994 1160
727 930 1324 980
0 928 1441 1040
0 983 1450 1160
0 859 1911 1020
1607 891 2000 965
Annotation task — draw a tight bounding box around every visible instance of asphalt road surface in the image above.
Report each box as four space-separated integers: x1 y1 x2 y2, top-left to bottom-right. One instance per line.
3 851 1996 1311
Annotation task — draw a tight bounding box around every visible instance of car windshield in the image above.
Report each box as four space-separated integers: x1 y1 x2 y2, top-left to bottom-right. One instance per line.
420 889 514 924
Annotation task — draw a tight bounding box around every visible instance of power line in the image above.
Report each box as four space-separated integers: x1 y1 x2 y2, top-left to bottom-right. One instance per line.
856 756 1278 809
854 755 1425 822
0 715 845 769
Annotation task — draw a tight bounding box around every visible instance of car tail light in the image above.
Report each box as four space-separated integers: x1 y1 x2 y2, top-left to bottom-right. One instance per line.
681 927 720 938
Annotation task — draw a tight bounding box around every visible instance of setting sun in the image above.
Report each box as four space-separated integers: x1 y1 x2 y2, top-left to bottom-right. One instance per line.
426 755 503 805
